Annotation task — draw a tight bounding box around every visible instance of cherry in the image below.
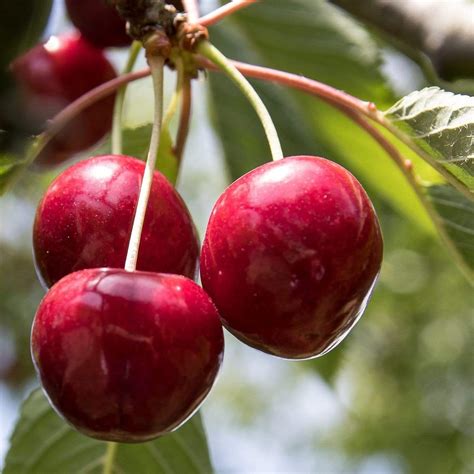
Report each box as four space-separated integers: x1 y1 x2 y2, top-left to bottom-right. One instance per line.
31 268 224 442
34 154 199 288
65 0 131 49
200 156 383 359
11 33 116 167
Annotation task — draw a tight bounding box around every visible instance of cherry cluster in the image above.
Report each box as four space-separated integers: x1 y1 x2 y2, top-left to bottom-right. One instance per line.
11 0 383 443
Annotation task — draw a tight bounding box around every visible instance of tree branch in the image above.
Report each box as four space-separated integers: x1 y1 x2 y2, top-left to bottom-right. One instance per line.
329 0 474 81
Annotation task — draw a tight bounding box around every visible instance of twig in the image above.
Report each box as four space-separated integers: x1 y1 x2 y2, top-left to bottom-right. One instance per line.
197 57 473 201
198 0 258 27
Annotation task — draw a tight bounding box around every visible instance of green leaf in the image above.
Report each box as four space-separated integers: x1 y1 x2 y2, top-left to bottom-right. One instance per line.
4 388 214 474
423 183 474 281
305 346 346 384
385 87 474 196
0 0 53 68
97 125 178 184
0 133 43 194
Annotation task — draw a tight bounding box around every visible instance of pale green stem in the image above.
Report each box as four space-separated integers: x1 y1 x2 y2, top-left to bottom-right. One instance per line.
197 41 284 161
124 55 165 272
162 58 185 131
111 41 142 155
174 74 192 165
103 442 117 474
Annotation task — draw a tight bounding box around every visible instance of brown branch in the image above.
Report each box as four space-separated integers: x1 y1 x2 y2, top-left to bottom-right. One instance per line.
197 56 472 200
196 56 377 118
329 0 474 81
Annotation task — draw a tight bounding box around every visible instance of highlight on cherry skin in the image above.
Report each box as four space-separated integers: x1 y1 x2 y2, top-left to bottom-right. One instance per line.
33 154 200 288
31 268 225 442
200 155 383 360
65 0 132 49
10 33 117 167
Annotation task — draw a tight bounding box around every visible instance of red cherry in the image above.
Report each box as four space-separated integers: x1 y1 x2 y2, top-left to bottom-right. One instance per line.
34 155 199 288
65 0 131 49
200 156 383 359
31 268 224 442
11 33 116 166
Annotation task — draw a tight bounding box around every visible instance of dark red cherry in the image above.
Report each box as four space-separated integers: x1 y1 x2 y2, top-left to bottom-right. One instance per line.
11 33 116 166
200 156 383 359
65 0 131 49
31 268 224 442
33 155 199 287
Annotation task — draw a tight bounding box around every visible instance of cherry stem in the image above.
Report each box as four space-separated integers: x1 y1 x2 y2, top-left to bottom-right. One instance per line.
160 57 191 176
124 55 165 272
112 40 142 155
182 0 200 23
103 442 117 474
198 0 258 27
197 41 284 161
174 73 192 166
161 69 183 130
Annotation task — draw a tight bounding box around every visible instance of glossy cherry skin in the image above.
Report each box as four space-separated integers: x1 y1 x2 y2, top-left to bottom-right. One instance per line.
31 268 224 442
201 156 383 359
65 0 131 49
34 155 199 288
11 33 116 166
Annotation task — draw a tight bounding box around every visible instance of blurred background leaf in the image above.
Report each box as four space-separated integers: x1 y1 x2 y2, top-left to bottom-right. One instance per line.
4 389 214 474
423 183 474 280
0 0 52 69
